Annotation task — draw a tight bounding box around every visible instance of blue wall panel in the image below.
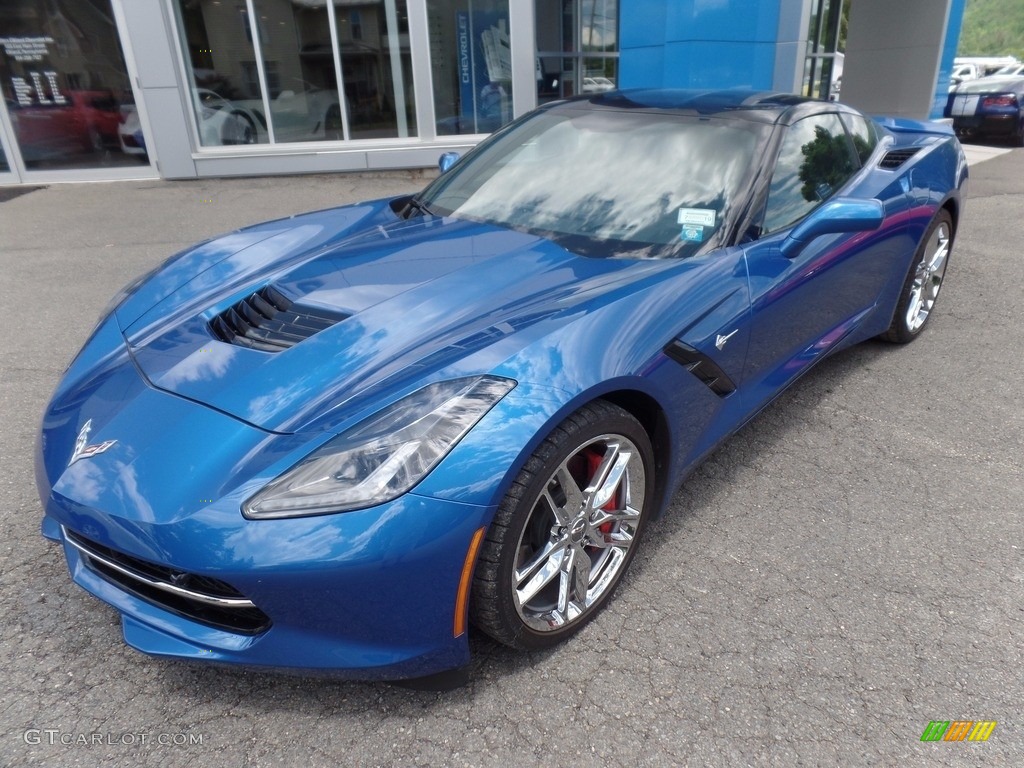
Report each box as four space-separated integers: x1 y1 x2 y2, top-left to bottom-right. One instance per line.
662 41 777 89
619 0 669 48
621 0 781 89
933 0 967 118
619 0 966 116
619 46 667 89
664 0 781 43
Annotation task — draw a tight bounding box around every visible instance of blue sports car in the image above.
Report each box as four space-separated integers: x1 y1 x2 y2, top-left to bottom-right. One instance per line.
36 90 967 688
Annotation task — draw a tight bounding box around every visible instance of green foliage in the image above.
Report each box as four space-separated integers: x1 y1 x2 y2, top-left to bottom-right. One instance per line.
958 0 1024 59
799 126 855 203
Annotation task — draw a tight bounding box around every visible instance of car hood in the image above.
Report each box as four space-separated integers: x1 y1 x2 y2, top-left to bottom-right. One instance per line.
122 212 661 434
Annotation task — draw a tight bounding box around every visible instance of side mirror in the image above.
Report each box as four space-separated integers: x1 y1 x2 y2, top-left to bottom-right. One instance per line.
780 198 884 258
438 152 461 174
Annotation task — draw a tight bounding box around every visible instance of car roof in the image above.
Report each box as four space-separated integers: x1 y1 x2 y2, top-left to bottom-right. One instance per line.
956 75 1024 93
558 88 850 126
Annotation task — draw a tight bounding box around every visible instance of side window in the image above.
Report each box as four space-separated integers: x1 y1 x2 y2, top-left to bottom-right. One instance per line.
762 114 857 234
840 113 878 165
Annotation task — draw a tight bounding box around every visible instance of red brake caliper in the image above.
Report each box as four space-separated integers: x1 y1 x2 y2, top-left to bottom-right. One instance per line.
586 449 617 537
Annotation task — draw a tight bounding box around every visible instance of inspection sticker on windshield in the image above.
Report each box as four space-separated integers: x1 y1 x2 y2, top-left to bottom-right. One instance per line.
680 225 705 242
677 208 716 227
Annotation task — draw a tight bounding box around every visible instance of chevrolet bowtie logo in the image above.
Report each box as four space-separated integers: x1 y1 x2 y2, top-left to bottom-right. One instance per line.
69 419 117 466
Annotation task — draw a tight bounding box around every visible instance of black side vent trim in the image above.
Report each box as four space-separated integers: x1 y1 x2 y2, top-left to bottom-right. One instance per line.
209 285 347 352
879 147 920 169
664 340 737 397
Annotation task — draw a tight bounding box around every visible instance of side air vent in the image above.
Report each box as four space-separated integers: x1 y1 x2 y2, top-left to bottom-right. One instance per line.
879 147 920 169
209 285 347 352
663 340 737 397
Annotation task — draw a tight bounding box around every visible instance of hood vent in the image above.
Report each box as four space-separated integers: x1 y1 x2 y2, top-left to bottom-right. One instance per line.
209 285 347 352
879 147 920 169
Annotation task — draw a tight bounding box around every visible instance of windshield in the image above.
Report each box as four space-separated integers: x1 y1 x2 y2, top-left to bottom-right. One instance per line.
419 106 766 258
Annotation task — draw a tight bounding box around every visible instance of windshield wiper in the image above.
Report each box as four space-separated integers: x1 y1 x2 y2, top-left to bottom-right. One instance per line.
401 196 435 220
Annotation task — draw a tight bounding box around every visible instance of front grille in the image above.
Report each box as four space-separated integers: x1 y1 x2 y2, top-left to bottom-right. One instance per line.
879 147 920 169
63 527 271 635
209 285 346 352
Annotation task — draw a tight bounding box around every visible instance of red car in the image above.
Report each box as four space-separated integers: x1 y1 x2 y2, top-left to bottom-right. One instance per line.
9 89 122 162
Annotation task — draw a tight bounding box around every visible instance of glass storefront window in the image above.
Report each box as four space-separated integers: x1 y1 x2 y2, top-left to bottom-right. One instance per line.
580 57 616 95
252 0 341 143
536 0 618 105
0 0 149 170
175 0 415 147
581 0 617 52
334 0 416 139
0 141 9 172
174 0 270 147
428 0 513 136
803 0 845 101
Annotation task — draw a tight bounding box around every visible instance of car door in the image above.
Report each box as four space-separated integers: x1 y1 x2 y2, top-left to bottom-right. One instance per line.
739 113 885 411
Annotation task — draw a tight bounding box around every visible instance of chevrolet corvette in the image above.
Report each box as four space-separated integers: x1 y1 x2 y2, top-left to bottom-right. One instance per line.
36 89 967 688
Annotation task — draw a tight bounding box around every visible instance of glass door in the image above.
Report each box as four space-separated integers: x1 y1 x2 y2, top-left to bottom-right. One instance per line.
0 0 154 181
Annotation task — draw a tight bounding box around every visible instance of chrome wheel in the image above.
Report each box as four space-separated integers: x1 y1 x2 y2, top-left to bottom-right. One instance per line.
513 434 645 632
904 219 950 333
881 210 955 344
471 401 654 649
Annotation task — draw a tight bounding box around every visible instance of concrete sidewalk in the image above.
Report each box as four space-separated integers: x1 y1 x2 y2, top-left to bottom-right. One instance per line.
961 141 1014 166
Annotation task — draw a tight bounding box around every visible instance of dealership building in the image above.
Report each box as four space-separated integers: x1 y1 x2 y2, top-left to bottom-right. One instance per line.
0 0 967 186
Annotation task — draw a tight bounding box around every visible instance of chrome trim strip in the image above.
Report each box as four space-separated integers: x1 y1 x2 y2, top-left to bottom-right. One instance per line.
62 527 255 609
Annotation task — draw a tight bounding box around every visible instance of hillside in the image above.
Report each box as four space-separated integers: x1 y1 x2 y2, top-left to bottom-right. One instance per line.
958 0 1024 58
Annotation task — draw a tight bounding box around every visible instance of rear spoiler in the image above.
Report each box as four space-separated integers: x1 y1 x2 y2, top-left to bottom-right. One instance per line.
874 116 954 136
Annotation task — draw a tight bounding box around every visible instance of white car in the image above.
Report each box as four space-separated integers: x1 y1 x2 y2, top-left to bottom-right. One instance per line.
581 76 615 93
993 63 1024 77
192 88 265 146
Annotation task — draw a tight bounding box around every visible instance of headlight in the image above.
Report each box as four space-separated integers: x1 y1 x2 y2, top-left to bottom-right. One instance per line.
243 375 516 519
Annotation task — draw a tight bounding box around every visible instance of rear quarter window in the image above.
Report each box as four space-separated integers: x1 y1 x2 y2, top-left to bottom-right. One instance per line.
840 113 878 165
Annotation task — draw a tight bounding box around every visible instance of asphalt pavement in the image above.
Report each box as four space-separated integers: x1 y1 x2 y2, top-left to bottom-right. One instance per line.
0 148 1021 767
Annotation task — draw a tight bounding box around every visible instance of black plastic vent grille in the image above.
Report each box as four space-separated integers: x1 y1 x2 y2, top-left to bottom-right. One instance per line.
209 285 346 352
64 527 271 635
879 147 920 169
664 340 737 397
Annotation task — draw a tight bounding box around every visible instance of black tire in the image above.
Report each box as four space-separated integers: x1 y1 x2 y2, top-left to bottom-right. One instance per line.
470 400 654 650
221 110 256 145
324 104 343 140
880 209 954 344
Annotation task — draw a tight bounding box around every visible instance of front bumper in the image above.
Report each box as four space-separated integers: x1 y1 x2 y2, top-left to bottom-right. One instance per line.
40 490 491 681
